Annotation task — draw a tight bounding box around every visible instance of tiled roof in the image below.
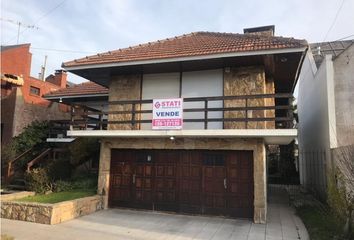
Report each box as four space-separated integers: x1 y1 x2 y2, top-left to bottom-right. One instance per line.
63 32 307 68
44 81 108 98
310 40 354 67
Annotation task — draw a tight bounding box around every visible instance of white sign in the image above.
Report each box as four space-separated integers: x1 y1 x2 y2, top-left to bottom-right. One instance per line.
152 98 183 130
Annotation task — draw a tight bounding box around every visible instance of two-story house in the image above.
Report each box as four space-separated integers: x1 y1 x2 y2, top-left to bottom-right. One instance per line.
49 26 307 223
1 43 70 144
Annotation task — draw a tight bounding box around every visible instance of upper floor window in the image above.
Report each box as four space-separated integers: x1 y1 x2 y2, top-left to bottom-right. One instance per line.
30 86 40 96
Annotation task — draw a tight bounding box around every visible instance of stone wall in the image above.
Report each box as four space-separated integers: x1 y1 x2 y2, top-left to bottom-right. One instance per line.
224 66 275 129
108 74 141 130
1 195 103 225
12 88 70 137
50 195 103 224
1 201 53 224
97 137 267 223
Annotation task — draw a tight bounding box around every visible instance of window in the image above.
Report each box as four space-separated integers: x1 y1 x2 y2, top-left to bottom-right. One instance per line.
30 86 40 96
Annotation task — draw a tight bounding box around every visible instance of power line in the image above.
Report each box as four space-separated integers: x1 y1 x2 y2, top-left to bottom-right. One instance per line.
4 0 68 44
335 34 354 41
322 0 346 42
31 47 96 54
1 18 39 44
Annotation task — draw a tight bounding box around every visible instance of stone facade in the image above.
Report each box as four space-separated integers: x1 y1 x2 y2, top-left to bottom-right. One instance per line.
97 137 267 223
224 66 275 129
265 76 276 129
1 201 53 224
1 195 103 225
50 195 103 224
108 74 141 130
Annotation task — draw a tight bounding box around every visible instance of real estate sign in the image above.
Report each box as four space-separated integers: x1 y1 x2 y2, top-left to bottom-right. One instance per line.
152 98 183 130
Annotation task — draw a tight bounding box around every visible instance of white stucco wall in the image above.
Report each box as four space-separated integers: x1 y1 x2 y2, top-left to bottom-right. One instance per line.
297 52 336 197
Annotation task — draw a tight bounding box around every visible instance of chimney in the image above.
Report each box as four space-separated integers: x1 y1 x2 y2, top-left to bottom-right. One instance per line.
243 25 275 37
46 70 67 88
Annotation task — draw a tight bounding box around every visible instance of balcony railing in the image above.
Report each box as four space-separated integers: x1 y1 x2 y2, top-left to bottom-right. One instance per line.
49 93 294 136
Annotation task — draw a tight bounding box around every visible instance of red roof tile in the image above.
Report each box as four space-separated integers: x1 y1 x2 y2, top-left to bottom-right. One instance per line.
63 32 307 68
44 81 108 98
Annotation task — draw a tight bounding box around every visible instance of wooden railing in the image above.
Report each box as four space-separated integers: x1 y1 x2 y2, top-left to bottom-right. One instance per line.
26 148 52 172
50 93 294 132
4 147 34 182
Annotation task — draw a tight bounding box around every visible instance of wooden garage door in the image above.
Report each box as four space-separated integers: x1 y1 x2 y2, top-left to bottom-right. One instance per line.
227 151 254 218
109 149 253 219
109 150 134 207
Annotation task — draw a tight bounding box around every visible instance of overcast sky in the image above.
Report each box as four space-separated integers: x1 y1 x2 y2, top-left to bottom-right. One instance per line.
1 0 354 84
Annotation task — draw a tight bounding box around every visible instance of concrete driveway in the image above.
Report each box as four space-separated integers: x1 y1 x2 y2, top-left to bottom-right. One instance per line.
1 205 308 240
1 188 308 240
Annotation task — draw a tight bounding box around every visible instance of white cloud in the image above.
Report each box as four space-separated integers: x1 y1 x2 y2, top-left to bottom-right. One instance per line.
1 0 354 84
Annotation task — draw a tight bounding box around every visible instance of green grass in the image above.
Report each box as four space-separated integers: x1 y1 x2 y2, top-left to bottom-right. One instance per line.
296 206 350 240
17 189 96 204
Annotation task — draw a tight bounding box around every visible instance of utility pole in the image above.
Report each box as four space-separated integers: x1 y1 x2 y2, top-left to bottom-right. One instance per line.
0 18 39 44
39 55 48 81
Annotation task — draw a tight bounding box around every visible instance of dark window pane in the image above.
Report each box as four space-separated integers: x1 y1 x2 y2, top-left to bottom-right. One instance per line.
30 86 40 96
202 153 224 166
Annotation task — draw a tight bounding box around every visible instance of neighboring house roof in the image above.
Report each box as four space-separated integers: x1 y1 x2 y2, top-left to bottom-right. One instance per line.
1 43 31 52
63 31 307 68
44 81 108 98
310 39 354 67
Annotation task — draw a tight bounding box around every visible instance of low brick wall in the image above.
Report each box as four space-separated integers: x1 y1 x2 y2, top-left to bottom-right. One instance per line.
1 195 103 224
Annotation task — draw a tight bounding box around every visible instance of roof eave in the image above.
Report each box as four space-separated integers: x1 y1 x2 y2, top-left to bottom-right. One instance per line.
44 93 109 100
63 47 307 71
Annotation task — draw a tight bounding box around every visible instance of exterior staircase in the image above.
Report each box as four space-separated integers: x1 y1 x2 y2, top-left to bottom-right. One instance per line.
2 146 68 190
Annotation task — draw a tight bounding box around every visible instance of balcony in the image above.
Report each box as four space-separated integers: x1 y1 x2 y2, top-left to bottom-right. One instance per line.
49 93 294 137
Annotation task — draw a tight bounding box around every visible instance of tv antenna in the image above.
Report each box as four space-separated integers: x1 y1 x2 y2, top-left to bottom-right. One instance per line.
1 18 39 44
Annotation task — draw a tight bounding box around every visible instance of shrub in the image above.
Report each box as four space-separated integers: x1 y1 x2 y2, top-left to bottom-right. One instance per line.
47 159 72 181
71 172 98 190
69 138 100 167
1 121 50 168
72 178 97 190
12 121 50 154
53 180 73 192
25 168 52 194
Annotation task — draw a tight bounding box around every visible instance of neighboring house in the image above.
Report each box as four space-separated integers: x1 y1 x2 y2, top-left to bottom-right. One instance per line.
44 81 108 110
297 39 354 198
47 26 307 223
1 43 70 144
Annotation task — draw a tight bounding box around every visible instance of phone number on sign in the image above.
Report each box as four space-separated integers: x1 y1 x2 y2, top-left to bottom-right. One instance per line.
152 119 182 126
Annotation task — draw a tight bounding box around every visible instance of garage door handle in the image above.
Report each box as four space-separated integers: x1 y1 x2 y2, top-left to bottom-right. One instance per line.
133 174 136 184
224 178 227 189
